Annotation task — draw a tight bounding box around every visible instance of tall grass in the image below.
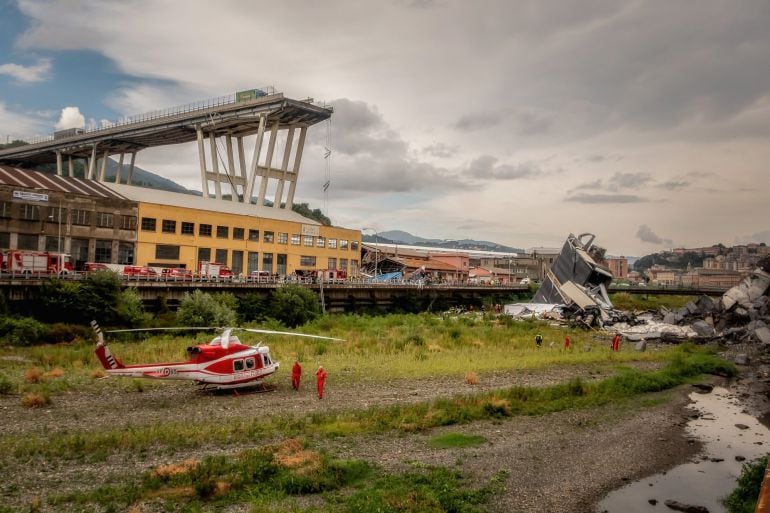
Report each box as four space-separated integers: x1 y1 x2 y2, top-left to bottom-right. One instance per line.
1 344 733 462
0 313 667 391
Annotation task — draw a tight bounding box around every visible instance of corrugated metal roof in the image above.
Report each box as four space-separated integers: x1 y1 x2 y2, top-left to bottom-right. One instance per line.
102 182 320 225
0 164 129 200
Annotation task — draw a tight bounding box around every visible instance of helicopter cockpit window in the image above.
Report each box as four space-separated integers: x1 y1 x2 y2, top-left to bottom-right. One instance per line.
263 354 272 366
245 357 255 370
233 359 244 372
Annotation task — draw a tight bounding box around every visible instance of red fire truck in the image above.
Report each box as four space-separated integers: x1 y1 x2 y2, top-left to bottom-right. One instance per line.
198 261 234 280
1 250 73 275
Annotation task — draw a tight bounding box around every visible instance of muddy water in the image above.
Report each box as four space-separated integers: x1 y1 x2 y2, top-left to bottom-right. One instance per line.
598 387 770 513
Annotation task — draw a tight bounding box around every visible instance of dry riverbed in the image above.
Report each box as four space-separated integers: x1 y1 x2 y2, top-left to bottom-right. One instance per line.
0 359 742 512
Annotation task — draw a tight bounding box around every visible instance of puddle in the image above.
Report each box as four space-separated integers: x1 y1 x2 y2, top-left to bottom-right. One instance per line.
598 387 770 513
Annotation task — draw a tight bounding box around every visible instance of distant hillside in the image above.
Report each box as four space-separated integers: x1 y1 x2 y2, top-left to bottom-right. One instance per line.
363 230 523 253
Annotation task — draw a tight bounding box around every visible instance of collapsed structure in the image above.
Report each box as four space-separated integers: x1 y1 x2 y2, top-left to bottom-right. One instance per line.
524 233 632 328
506 230 770 348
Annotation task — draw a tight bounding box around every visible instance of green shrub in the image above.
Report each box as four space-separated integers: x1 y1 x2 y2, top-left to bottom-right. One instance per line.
177 290 237 327
0 374 14 395
236 293 268 323
725 454 769 513
269 285 321 328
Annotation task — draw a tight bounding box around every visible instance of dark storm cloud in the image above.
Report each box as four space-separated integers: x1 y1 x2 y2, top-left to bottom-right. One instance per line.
566 193 647 204
453 110 507 132
323 98 407 157
636 224 673 246
465 155 542 180
606 172 653 191
656 180 690 190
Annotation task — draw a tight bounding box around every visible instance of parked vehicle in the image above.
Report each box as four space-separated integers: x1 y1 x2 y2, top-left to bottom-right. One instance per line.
161 267 193 280
84 262 110 273
122 265 158 277
248 270 271 282
315 269 347 283
1 250 73 275
198 261 233 280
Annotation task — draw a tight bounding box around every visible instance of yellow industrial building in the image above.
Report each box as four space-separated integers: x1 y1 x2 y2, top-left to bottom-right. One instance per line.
105 183 360 276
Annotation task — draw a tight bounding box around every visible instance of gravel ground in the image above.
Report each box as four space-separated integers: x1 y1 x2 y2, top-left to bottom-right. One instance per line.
0 359 736 512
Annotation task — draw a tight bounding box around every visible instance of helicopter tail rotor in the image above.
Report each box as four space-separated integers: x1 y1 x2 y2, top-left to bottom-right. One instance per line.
91 320 125 370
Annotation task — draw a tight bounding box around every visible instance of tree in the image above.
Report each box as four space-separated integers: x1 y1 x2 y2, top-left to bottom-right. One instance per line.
237 293 268 323
269 285 321 327
177 290 237 327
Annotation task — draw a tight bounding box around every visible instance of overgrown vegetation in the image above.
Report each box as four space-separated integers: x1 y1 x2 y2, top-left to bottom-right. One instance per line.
724 454 769 513
610 292 693 311
47 437 503 512
0 344 732 462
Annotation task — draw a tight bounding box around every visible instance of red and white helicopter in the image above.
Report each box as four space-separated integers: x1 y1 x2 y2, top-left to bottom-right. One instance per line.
91 321 342 391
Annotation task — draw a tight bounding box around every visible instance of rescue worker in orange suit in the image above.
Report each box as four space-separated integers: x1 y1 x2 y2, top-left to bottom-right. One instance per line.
564 335 571 351
612 333 621 352
316 365 328 399
291 360 302 390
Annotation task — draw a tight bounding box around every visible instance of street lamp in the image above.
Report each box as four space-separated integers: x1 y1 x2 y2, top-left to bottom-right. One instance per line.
362 227 379 280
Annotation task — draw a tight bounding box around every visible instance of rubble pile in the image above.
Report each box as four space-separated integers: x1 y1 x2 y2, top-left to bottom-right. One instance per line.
658 257 770 346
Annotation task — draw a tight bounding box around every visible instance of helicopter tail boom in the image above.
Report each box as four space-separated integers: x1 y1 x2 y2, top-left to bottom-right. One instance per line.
91 321 125 370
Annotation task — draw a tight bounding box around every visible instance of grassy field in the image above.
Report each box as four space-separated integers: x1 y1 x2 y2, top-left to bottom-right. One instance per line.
0 313 735 512
0 312 667 396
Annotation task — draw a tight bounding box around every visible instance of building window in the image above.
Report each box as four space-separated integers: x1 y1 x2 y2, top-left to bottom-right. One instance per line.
278 232 288 244
264 231 274 243
20 204 40 221
162 219 176 233
48 206 64 223
95 240 112 263
328 257 337 269
248 229 259 241
0 202 11 218
232 250 243 274
277 254 287 275
141 217 156 231
45 236 60 252
155 245 180 259
198 247 211 262
316 237 325 248
351 241 359 251
0 232 9 248
340 258 348 272
17 233 38 250
350 260 358 275
300 255 317 267
248 251 259 273
181 222 194 235
71 238 88 263
118 242 134 264
215 249 228 264
121 215 137 230
233 227 244 240
263 252 273 273
96 212 114 228
303 235 313 247
328 238 337 249
199 224 212 237
71 209 89 226
216 225 229 238
291 234 300 245
340 240 349 250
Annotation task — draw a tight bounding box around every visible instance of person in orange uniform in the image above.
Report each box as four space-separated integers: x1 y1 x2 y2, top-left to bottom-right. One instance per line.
564 335 571 351
291 360 302 390
316 365 328 399
611 333 621 352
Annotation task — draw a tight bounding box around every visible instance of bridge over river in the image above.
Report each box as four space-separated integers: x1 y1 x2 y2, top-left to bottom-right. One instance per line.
0 274 728 312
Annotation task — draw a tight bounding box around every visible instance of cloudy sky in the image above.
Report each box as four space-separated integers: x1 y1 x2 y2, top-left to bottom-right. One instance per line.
1 0 769 256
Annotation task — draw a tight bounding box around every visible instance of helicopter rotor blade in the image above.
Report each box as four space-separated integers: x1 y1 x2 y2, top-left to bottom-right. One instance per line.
104 327 219 333
239 328 345 341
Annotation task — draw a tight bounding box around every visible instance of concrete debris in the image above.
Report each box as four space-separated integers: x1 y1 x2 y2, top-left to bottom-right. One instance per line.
504 237 770 347
734 354 750 365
